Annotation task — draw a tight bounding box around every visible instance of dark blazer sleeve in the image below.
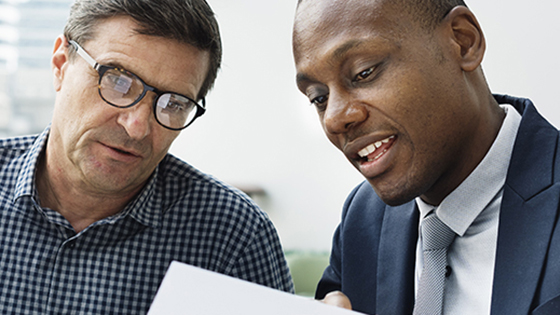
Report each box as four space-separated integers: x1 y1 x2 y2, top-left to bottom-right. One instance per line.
532 295 560 315
315 181 418 315
315 184 362 299
315 181 388 310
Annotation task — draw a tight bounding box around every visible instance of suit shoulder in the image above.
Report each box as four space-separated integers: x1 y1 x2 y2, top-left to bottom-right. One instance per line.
343 181 386 211
340 181 389 223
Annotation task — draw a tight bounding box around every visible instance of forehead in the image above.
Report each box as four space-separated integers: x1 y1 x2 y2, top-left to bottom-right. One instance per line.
85 16 210 97
295 0 382 31
293 0 415 58
292 0 434 87
294 1 387 79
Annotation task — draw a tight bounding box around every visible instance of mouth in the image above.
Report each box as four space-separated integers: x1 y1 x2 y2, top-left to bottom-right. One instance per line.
357 135 395 163
112 147 135 156
101 143 142 161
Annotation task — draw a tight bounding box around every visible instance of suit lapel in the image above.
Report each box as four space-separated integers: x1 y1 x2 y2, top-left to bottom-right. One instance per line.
491 99 560 314
376 202 419 315
492 185 560 314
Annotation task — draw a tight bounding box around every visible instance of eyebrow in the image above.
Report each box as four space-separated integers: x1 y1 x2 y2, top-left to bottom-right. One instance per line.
296 39 364 88
296 72 311 87
105 60 183 93
332 39 363 60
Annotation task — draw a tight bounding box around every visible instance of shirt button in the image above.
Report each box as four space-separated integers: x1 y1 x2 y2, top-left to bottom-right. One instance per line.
445 265 452 277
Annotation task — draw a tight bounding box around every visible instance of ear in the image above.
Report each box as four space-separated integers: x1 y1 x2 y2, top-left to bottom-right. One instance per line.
52 35 70 92
444 6 486 72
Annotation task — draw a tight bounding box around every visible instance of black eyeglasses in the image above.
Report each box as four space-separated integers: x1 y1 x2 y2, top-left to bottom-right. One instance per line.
68 40 206 130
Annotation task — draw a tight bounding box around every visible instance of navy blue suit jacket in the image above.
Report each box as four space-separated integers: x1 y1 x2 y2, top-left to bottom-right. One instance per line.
316 95 560 315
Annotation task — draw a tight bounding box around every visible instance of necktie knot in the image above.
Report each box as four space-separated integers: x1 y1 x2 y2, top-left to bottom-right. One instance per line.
421 213 456 251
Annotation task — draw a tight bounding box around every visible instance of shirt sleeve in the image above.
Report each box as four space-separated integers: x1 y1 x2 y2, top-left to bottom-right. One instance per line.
230 215 295 293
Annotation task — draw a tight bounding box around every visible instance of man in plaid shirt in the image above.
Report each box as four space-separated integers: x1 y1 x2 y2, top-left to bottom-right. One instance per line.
0 0 293 313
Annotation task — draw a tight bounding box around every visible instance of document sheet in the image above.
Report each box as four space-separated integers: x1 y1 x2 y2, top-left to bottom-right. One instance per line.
148 261 363 315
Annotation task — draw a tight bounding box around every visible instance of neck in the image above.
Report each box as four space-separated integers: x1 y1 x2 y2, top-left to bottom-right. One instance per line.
421 93 506 206
36 152 140 233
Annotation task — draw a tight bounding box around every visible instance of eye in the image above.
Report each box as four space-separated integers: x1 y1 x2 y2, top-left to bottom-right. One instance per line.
157 94 193 114
167 101 184 111
310 94 329 112
354 66 375 82
104 70 134 95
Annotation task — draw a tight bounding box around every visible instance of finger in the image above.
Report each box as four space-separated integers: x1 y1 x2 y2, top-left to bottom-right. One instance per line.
322 291 352 310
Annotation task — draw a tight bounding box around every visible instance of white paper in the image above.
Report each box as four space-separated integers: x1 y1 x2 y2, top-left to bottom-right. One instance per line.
148 261 363 315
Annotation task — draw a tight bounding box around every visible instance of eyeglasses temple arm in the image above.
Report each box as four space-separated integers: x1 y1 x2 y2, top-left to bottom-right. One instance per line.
68 40 99 70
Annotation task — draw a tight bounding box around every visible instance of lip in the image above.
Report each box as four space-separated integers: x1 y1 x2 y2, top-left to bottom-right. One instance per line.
99 142 143 162
345 134 397 178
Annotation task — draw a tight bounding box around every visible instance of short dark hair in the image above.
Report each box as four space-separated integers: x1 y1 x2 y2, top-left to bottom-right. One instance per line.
64 0 222 100
297 0 467 29
401 0 467 29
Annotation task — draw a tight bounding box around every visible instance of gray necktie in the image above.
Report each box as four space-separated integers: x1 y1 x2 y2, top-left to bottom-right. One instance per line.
413 212 456 315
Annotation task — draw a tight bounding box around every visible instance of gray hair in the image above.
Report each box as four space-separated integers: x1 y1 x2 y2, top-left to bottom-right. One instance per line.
64 0 222 100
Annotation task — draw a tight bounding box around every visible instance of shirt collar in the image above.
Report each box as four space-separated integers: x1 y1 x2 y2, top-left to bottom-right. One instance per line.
416 104 522 236
13 126 162 229
125 167 162 228
13 126 50 202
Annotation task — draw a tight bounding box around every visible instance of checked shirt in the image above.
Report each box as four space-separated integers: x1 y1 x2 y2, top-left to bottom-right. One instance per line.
0 127 294 314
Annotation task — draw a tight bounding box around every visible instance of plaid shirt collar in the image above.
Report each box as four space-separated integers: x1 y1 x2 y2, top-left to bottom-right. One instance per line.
13 126 163 229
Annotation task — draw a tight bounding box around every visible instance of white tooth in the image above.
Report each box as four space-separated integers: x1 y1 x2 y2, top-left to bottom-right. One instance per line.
375 149 386 159
382 135 395 143
359 136 395 158
368 149 387 162
358 143 376 157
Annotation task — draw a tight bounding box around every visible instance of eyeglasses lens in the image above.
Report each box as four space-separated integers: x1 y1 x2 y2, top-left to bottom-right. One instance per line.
156 94 197 129
99 68 144 107
99 68 197 129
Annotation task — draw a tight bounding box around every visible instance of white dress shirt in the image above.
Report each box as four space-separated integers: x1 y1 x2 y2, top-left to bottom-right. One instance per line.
415 104 522 314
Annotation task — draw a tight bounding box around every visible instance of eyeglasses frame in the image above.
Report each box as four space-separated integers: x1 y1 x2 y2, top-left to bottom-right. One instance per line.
67 39 206 130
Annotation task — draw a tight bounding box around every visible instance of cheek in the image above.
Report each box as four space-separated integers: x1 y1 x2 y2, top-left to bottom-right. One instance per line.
54 96 106 142
385 79 452 142
56 74 95 120
152 131 179 160
57 74 121 127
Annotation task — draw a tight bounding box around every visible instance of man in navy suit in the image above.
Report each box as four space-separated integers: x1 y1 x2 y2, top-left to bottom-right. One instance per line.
293 0 560 314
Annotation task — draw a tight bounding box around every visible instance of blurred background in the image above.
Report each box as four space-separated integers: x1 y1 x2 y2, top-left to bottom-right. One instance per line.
1 0 558 256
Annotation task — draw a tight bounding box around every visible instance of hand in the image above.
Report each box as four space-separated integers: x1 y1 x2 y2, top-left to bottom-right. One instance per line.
321 291 352 310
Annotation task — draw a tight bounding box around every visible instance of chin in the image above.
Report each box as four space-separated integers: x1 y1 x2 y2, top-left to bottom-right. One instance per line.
368 179 419 207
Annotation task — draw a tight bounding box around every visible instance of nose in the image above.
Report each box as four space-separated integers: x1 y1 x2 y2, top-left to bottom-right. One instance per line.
323 92 368 135
116 96 154 140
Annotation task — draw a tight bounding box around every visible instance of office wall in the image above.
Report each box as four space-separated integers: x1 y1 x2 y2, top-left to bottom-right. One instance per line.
470 0 560 124
169 0 560 251
170 0 363 251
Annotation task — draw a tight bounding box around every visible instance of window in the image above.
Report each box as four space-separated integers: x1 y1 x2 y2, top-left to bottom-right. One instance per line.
0 0 72 136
